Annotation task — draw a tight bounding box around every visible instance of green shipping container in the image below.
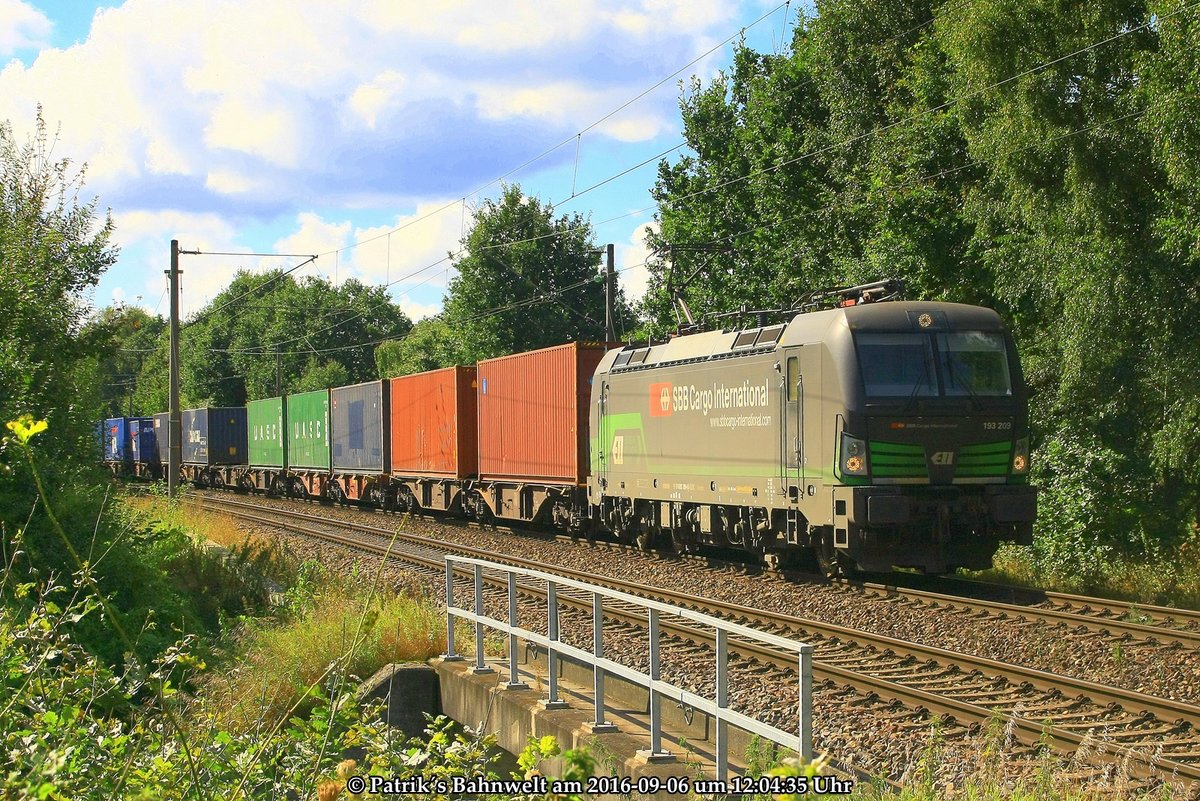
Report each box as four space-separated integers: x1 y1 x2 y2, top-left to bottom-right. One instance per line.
287 389 331 470
247 397 285 468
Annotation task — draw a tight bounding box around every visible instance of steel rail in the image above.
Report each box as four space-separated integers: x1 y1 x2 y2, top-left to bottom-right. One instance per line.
839 579 1200 650
186 493 1200 785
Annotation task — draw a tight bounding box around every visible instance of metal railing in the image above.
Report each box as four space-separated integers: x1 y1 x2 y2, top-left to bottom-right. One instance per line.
442 555 813 778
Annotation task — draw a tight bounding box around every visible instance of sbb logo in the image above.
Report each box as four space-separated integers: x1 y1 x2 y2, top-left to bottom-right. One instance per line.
649 382 673 417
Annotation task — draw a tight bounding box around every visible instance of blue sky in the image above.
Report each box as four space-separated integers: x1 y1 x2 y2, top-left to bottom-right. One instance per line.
1 0 803 320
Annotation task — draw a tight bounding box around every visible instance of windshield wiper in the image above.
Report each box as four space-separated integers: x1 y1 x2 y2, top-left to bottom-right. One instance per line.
903 352 934 412
942 354 982 411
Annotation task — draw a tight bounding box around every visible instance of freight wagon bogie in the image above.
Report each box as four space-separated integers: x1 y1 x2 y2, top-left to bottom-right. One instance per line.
464 481 591 531
391 478 466 515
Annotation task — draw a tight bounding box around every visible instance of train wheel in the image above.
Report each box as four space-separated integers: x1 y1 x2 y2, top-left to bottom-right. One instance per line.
815 535 858 579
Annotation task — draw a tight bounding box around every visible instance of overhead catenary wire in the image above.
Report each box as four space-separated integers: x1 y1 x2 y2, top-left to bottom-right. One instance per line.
130 99 1145 362
147 0 970 334
122 3 1191 360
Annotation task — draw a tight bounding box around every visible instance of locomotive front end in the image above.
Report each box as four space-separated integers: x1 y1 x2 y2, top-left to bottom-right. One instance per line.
824 302 1037 573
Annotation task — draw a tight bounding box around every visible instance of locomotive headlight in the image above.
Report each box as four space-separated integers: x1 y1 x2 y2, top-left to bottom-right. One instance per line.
840 433 869 477
1012 437 1030 473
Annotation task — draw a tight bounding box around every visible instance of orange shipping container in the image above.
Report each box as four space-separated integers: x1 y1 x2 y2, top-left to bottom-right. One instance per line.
389 366 478 479
477 341 609 485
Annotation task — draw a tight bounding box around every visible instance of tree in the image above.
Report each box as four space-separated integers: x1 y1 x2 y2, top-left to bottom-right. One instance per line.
375 318 466 378
0 111 116 460
130 272 413 407
443 185 619 362
646 0 1200 572
84 305 167 416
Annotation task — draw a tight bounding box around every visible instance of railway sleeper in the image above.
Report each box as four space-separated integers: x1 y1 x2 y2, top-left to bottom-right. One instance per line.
1103 724 1194 740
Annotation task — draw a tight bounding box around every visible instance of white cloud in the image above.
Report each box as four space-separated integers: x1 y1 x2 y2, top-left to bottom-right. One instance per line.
107 209 248 315
348 70 410 129
0 0 728 197
13 0 745 318
204 95 304 168
396 294 442 321
0 0 50 55
204 168 258 195
270 201 465 291
616 221 657 301
274 212 352 263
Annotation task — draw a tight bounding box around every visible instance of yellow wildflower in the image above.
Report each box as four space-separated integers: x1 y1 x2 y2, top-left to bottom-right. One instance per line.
6 415 48 445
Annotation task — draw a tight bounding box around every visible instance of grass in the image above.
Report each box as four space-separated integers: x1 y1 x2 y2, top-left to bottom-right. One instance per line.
968 542 1200 609
195 571 450 733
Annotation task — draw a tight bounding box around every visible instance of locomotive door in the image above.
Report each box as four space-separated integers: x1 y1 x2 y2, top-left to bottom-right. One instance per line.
783 351 803 513
596 380 609 494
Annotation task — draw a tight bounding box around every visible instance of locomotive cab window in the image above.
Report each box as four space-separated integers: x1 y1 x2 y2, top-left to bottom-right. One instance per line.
856 333 937 397
786 356 799 402
937 332 1012 396
855 331 1013 397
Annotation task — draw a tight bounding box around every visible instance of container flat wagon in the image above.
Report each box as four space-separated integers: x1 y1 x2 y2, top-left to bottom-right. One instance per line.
329 381 389 504
245 396 286 492
128 417 160 480
388 365 477 514
287 389 332 498
181 407 248 488
467 341 607 527
102 417 149 477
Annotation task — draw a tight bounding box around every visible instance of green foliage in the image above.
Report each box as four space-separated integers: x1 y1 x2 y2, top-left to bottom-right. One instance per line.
2 419 277 668
198 569 448 733
293 357 351 394
442 184 621 363
375 318 466 378
648 0 1200 564
0 588 383 801
132 272 412 410
82 305 166 417
0 110 116 463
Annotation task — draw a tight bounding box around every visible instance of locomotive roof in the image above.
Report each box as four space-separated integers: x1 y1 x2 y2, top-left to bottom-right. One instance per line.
599 301 1007 375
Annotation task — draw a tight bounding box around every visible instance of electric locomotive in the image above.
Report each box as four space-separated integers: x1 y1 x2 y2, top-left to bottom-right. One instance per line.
589 282 1036 574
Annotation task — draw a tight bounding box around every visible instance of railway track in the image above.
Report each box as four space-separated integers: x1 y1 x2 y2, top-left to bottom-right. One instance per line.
185 492 1200 790
830 577 1200 651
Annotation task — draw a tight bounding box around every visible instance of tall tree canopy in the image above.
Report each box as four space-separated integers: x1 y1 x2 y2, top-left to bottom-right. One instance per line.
133 272 411 411
441 184 619 364
84 305 166 417
0 113 116 460
646 0 1200 579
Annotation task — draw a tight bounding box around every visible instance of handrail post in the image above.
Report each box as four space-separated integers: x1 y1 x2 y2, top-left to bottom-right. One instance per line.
505 571 528 689
798 643 813 761
441 559 462 660
471 563 493 674
638 607 672 761
542 581 568 709
587 592 617 732
715 627 729 780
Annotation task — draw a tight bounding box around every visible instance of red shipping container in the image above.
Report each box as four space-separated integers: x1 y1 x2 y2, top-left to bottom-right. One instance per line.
477 341 609 485
389 366 478 479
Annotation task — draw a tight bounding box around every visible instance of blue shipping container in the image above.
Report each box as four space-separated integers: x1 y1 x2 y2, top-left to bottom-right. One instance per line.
182 407 248 466
101 417 150 460
129 417 157 464
153 412 170 462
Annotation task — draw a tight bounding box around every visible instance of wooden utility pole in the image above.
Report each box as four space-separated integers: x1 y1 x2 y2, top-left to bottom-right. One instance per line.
167 240 182 497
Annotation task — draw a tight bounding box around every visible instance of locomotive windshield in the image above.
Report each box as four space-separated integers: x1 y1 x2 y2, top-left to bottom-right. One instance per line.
856 330 1012 398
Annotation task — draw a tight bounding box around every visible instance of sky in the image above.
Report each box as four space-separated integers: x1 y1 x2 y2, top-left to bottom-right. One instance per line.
0 0 803 322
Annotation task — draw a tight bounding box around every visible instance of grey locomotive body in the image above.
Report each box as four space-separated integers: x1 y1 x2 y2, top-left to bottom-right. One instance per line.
589 300 1036 574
